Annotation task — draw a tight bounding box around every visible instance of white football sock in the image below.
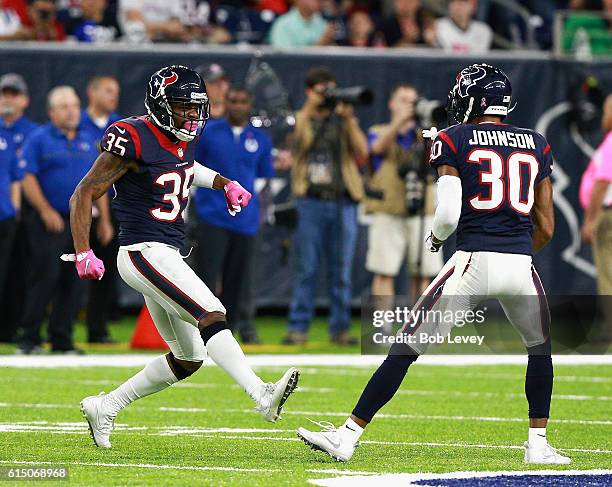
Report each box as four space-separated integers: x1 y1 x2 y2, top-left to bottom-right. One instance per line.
206 329 264 400
104 355 178 415
528 427 548 447
341 417 364 443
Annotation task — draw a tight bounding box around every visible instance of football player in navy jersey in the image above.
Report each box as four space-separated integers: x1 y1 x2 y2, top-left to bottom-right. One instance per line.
65 65 299 449
297 64 571 465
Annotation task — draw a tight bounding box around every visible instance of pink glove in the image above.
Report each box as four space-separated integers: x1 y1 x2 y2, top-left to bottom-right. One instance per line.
75 250 105 280
224 180 252 216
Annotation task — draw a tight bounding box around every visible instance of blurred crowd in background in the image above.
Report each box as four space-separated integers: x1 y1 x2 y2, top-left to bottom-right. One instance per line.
0 0 611 55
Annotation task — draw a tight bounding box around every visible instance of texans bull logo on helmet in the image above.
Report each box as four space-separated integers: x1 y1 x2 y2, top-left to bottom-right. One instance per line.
456 64 488 98
149 71 179 100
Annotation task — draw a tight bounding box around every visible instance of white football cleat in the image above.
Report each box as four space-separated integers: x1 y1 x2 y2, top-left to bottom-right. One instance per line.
524 441 571 464
80 392 116 449
255 367 300 422
297 420 358 462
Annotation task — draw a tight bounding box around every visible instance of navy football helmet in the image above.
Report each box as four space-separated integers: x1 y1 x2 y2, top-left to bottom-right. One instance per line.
145 65 210 142
447 64 512 124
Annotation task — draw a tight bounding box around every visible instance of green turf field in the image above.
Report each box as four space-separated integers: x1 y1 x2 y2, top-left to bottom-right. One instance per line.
0 361 610 486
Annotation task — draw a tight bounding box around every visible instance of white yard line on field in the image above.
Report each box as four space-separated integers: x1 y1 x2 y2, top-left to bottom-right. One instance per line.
2 401 610 425
1 422 611 454
395 389 612 401
1 354 612 368
159 406 612 425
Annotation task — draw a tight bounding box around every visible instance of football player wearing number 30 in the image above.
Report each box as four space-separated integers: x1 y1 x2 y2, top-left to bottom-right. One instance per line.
68 65 299 449
298 64 571 465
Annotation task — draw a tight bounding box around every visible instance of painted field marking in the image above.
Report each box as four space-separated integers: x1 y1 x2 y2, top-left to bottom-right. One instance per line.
1 422 610 454
308 469 612 487
159 406 612 426
183 434 612 455
1 354 611 368
2 401 610 426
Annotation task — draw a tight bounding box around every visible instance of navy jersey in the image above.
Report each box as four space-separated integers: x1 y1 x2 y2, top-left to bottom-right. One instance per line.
429 122 553 255
101 116 197 248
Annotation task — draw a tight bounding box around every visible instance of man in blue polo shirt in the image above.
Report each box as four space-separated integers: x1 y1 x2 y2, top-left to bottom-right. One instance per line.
80 75 121 344
193 85 274 344
80 75 121 143
0 73 38 343
16 86 112 354
0 73 39 151
0 127 22 340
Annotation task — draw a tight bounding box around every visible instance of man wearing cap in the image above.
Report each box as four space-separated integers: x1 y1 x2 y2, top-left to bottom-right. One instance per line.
80 75 121 344
0 73 38 343
193 85 274 344
16 86 109 354
0 74 39 151
197 63 231 119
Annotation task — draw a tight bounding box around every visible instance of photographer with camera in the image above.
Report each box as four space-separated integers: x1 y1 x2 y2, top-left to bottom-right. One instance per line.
284 66 368 346
365 83 442 306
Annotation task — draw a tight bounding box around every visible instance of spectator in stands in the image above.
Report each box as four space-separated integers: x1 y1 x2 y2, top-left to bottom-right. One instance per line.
179 0 231 44
0 0 29 40
66 0 120 43
21 0 66 41
16 86 109 354
118 0 187 43
581 94 612 303
0 126 22 343
376 0 434 47
0 73 38 343
214 2 277 44
256 0 288 15
81 75 120 344
365 84 442 308
193 86 274 344
198 63 231 119
269 0 336 47
431 0 492 53
284 67 367 346
338 9 375 47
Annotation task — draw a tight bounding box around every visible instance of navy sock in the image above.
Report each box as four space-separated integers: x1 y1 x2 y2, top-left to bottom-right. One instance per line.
525 347 553 418
352 344 418 423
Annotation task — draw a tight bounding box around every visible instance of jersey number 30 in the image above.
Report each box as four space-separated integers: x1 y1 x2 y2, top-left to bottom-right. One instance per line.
150 168 195 222
468 149 538 215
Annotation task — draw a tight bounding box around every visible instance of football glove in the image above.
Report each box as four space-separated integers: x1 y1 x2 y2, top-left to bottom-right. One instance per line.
224 180 252 216
61 250 105 280
425 231 444 253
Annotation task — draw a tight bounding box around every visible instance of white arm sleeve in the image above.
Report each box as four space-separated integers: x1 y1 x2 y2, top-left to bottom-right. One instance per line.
432 175 462 241
193 161 219 189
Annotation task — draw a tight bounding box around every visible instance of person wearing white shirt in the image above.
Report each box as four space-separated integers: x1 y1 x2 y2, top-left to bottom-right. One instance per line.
433 0 492 54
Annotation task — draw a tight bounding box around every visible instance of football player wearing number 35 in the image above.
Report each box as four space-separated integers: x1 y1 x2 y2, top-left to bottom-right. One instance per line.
298 64 571 465
68 65 299 449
